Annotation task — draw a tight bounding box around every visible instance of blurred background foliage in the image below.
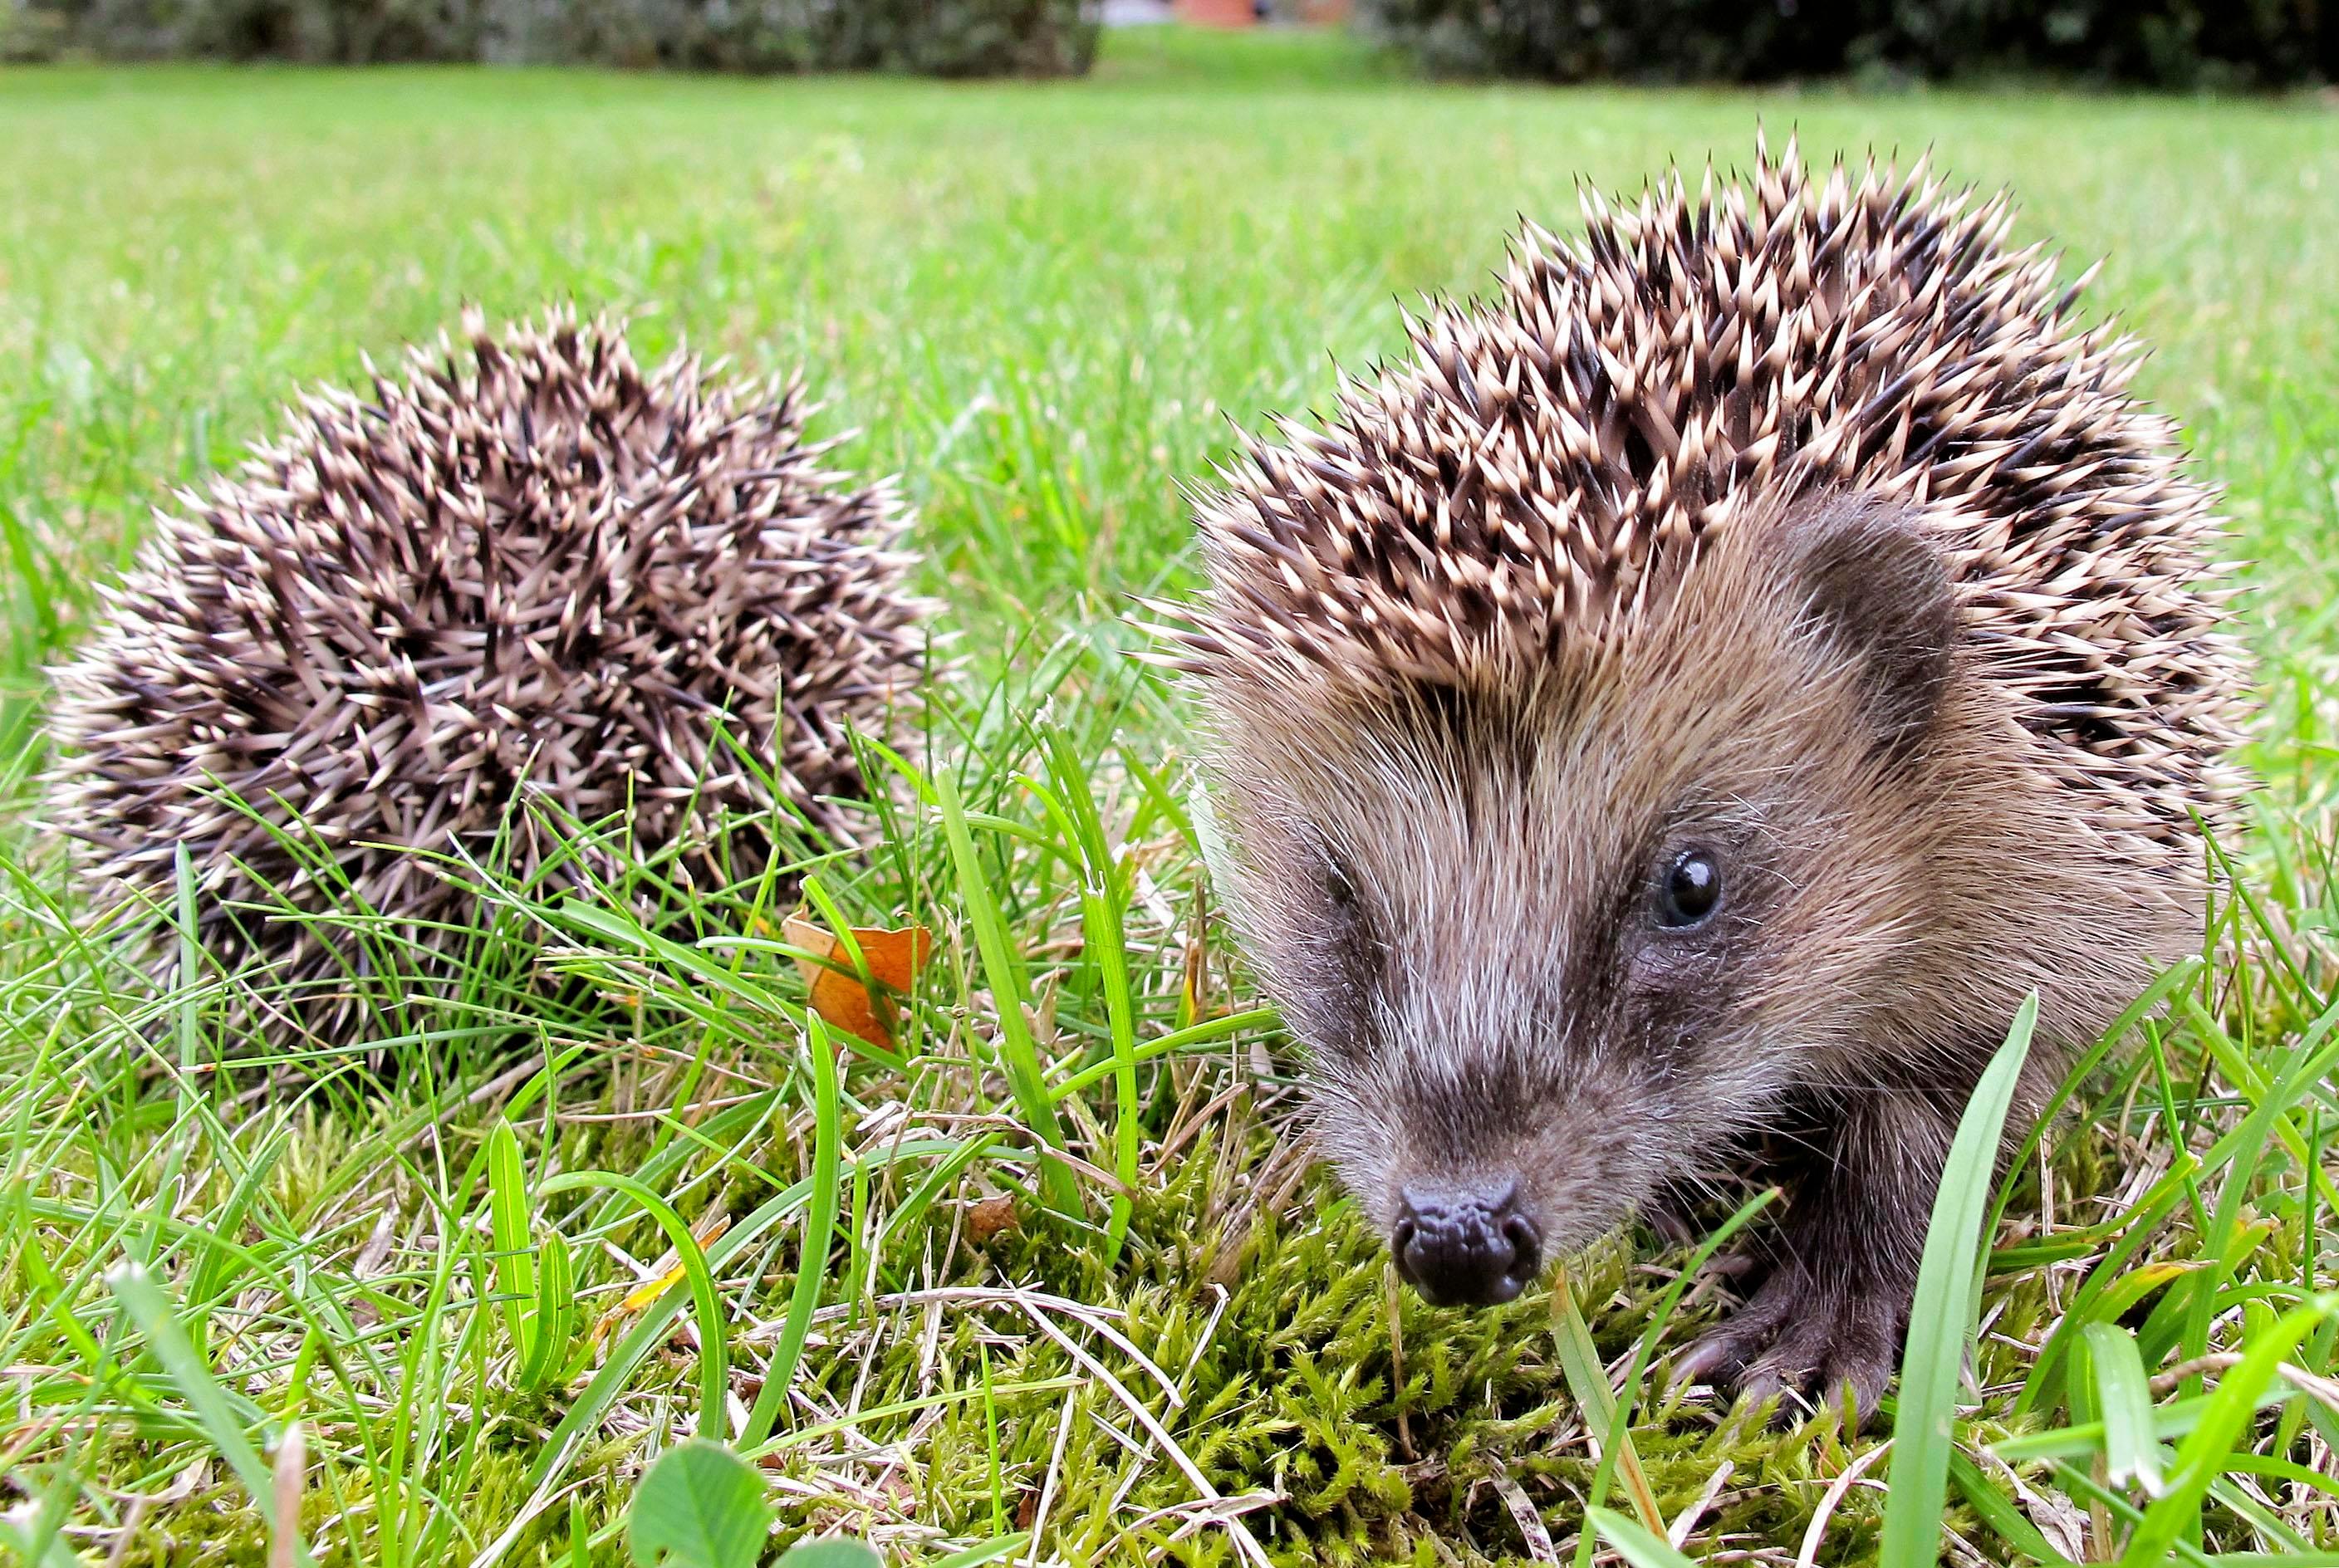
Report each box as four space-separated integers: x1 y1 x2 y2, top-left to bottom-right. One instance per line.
1356 0 2333 91
1 0 1100 71
2 0 2332 84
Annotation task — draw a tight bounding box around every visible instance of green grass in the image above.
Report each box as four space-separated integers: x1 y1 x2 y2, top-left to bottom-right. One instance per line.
3 25 2338 1567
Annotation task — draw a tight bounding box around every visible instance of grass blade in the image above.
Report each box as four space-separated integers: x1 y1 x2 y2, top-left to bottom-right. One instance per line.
1586 1504 1698 1568
485 1120 535 1354
534 1171 729 1440
2116 1299 2334 1566
934 767 1078 1213
517 1230 578 1392
2084 1320 2166 1497
0 1507 91 1568
1552 1268 1665 1536
742 1012 848 1447
928 1534 1032 1568
1574 1185 1776 1567
1035 723 1141 1256
1879 992 2039 1568
522 1136 968 1500
106 1262 316 1568
1948 1449 2080 1566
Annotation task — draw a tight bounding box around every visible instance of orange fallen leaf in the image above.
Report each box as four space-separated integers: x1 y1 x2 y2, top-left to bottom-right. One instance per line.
783 910 935 1048
966 1195 1018 1243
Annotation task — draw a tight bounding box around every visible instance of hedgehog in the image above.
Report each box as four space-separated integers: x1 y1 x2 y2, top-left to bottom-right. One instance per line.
1157 138 2247 1418
47 308 924 1042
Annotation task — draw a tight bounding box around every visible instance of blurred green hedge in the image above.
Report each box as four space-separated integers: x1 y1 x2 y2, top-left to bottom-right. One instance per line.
1359 0 2329 89
10 0 1099 72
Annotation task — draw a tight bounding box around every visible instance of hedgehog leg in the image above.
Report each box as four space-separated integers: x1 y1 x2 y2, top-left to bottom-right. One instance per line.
1672 1088 1962 1427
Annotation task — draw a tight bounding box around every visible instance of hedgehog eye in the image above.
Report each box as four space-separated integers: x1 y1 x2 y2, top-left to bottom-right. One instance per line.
1654 850 1721 929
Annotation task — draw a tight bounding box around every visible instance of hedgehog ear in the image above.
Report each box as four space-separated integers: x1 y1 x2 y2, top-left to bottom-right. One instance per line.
1778 496 1957 757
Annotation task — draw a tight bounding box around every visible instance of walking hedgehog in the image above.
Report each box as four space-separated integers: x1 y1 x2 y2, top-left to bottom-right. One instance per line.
1158 140 2246 1416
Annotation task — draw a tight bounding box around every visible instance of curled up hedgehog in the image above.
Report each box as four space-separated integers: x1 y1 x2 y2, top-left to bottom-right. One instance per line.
1158 140 2246 1416
47 309 924 1042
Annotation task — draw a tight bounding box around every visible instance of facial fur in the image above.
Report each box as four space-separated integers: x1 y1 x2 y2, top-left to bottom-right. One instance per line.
1200 495 2193 1276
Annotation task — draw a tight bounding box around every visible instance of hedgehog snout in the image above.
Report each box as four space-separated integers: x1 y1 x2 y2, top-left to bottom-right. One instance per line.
1391 1178 1543 1307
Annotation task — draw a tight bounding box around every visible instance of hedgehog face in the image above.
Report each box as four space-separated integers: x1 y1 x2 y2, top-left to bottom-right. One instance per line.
1200 497 1966 1306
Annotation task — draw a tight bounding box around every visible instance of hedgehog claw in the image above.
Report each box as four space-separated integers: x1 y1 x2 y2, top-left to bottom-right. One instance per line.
1672 1266 1899 1430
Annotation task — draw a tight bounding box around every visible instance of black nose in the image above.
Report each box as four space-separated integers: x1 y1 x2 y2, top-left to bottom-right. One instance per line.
1391 1181 1542 1306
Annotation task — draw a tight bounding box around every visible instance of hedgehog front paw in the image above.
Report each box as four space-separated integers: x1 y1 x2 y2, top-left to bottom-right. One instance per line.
1671 1266 1901 1428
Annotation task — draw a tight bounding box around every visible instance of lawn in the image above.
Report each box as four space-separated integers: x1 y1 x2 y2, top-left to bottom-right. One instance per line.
3 24 2338 1566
